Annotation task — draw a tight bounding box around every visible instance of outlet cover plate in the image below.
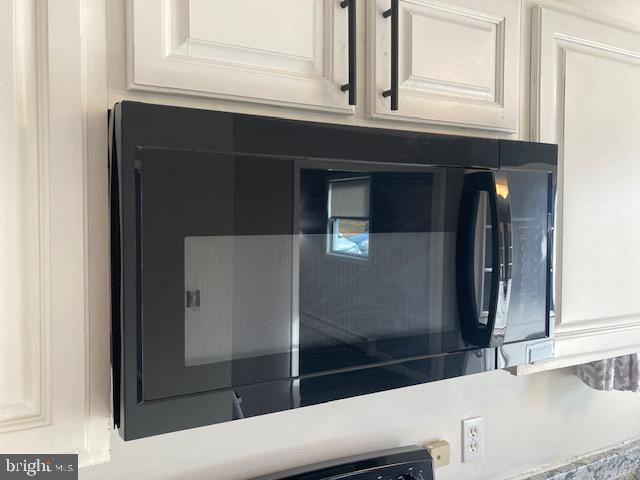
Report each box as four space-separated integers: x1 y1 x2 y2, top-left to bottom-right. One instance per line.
462 416 483 462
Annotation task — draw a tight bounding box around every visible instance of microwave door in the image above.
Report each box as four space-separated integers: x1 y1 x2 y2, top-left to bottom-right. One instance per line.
133 148 498 426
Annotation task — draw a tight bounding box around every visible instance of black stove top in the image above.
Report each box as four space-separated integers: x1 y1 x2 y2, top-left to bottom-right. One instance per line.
252 446 434 480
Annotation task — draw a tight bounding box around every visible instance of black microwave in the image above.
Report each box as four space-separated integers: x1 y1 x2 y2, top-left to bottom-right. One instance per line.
109 102 557 440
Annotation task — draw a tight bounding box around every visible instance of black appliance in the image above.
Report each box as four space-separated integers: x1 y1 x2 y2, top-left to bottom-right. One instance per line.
109 101 557 440
252 446 434 480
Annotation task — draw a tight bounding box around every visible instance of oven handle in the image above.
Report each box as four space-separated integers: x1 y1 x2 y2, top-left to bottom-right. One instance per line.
456 171 512 348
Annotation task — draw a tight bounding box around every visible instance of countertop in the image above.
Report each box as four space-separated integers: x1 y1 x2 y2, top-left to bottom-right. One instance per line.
523 440 640 480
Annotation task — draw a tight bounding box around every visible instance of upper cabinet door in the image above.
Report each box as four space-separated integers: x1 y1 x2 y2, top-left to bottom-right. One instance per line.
529 7 640 369
0 0 110 466
367 0 520 132
128 0 354 113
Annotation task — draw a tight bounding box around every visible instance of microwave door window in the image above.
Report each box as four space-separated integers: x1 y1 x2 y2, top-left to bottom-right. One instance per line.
298 168 465 379
138 148 483 405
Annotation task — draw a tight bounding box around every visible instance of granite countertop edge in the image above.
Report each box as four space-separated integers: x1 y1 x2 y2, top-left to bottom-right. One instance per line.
522 440 640 480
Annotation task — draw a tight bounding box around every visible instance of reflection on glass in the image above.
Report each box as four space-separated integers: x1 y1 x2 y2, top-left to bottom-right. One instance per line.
184 234 293 368
329 219 369 258
181 166 463 380
297 169 464 377
327 178 370 258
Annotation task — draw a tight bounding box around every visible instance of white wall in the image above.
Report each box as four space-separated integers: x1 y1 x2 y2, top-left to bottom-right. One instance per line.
81 1 640 479
82 369 640 480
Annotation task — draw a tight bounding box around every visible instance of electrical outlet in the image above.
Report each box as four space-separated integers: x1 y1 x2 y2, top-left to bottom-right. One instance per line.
462 416 483 462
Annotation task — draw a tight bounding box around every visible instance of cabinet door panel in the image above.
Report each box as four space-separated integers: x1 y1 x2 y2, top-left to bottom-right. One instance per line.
0 0 110 465
529 7 640 369
129 0 353 113
562 52 640 325
0 0 44 435
367 0 519 132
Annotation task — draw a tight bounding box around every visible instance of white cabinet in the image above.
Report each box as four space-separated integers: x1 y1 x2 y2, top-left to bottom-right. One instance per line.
521 7 640 372
0 0 45 436
127 0 522 131
367 0 520 132
0 0 110 466
127 0 354 113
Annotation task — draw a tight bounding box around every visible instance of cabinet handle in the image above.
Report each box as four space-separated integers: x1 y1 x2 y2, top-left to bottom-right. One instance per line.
382 0 399 111
340 0 356 105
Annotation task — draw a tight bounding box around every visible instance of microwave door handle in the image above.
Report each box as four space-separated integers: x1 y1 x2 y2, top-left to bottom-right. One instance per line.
457 172 511 348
